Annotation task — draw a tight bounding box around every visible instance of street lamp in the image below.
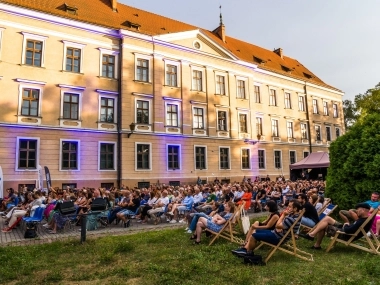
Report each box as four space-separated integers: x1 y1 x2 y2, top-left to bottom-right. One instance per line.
127 122 136 138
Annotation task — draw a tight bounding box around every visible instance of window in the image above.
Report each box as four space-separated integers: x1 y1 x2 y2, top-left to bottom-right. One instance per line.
241 148 250 169
274 151 282 169
239 114 247 133
336 127 340 138
269 89 277 106
100 97 114 123
167 145 180 170
102 54 115 78
21 88 39 116
315 125 321 141
219 147 230 169
217 111 227 131
323 101 329 116
298 96 305 111
61 140 79 170
99 142 115 170
63 93 79 120
195 146 206 170
216 75 226 95
17 138 38 169
301 123 308 139
136 143 150 170
136 100 149 124
303 151 309 158
100 183 114 190
254 85 261 103
136 58 149 82
289 151 296 165
284 92 292 109
287 121 294 138
166 64 177 87
193 107 204 129
166 104 178 126
271 119 279 137
256 117 263 136
333 104 338 117
65 47 81 73
258 150 265 169
192 70 202 91
25 39 43 67
326 126 331 141
237 80 246 99
312 99 319 114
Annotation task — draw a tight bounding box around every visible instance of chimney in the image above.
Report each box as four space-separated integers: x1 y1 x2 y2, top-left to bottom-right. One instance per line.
274 48 283 59
110 0 117 12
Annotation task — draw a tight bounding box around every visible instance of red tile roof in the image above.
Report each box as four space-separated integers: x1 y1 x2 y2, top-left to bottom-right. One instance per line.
1 0 341 92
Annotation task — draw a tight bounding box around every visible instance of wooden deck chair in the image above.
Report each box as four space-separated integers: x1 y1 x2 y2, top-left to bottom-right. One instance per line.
317 198 331 215
255 209 314 263
300 203 338 234
206 203 245 246
326 208 380 255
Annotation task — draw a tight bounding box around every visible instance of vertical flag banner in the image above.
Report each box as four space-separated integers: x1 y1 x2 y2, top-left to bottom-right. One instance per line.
44 166 52 189
37 165 44 190
0 166 3 199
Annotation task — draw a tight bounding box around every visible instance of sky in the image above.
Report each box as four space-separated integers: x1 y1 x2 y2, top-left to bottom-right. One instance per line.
120 0 380 101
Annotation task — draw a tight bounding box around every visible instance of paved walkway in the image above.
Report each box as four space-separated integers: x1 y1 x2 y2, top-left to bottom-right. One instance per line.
0 211 267 247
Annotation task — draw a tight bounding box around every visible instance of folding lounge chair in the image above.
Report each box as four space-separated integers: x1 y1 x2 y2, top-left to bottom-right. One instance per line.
206 203 245 246
326 208 380 255
255 209 314 263
300 203 338 234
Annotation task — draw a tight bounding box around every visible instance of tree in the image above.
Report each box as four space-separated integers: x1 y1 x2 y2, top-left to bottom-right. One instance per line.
354 82 380 117
325 113 380 210
343 99 358 130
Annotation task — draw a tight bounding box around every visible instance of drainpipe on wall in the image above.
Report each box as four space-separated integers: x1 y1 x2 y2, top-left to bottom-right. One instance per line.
304 82 312 154
117 32 123 188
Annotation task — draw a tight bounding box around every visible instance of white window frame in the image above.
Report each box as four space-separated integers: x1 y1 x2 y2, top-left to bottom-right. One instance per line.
18 82 44 118
323 100 329 116
216 108 228 131
62 40 86 73
135 142 152 171
298 95 305 111
60 89 83 120
59 139 81 171
99 48 119 79
315 125 322 141
271 119 279 137
98 141 117 171
194 145 208 170
15 136 40 171
241 147 251 170
326 126 332 141
284 92 292 109
191 65 206 92
192 105 206 129
333 103 339 118
164 101 181 127
269 89 277 106
219 146 231 170
236 76 248 99
134 53 153 83
258 149 266 170
301 122 308 139
335 127 341 138
312 99 319 114
164 59 181 87
286 120 294 138
98 93 118 123
135 97 152 125
254 83 261 103
0 28 4 61
21 32 48 67
289 150 297 165
274 150 282 169
214 71 228 96
238 111 249 133
167 144 181 171
303 151 310 158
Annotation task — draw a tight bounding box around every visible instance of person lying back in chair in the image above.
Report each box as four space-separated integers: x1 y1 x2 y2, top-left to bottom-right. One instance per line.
301 203 372 249
231 200 302 257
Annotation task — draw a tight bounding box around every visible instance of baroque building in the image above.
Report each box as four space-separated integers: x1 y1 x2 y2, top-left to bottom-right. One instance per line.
0 0 344 192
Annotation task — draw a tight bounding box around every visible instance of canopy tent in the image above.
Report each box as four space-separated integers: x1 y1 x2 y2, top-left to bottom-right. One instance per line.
289 152 330 181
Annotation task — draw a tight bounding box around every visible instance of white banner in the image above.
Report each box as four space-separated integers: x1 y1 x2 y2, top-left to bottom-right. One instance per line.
37 165 43 190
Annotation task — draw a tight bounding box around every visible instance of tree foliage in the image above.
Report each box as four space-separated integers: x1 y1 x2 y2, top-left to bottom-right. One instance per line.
326 113 380 209
343 99 358 130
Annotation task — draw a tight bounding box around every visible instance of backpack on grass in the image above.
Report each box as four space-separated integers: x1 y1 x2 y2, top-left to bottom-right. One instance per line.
243 255 266 266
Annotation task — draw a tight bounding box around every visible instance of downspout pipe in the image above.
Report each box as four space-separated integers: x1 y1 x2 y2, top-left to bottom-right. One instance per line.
117 32 123 188
304 82 312 154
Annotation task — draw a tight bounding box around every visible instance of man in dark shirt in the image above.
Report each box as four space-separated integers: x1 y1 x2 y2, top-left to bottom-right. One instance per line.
296 194 319 234
302 203 372 249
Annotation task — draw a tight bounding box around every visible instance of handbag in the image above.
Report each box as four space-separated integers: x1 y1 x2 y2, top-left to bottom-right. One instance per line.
241 209 250 234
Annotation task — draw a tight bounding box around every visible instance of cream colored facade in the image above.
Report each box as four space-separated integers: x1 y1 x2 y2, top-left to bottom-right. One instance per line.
0 2 344 193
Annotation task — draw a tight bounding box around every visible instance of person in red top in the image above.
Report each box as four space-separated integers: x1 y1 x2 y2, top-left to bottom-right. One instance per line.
238 186 252 210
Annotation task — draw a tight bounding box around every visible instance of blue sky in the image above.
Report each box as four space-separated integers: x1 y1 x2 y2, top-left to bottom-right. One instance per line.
121 0 380 100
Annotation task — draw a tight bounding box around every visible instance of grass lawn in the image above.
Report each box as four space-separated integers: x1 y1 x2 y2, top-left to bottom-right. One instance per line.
0 228 379 285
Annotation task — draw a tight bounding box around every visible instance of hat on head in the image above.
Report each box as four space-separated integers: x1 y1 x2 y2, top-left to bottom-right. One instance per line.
355 202 370 210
